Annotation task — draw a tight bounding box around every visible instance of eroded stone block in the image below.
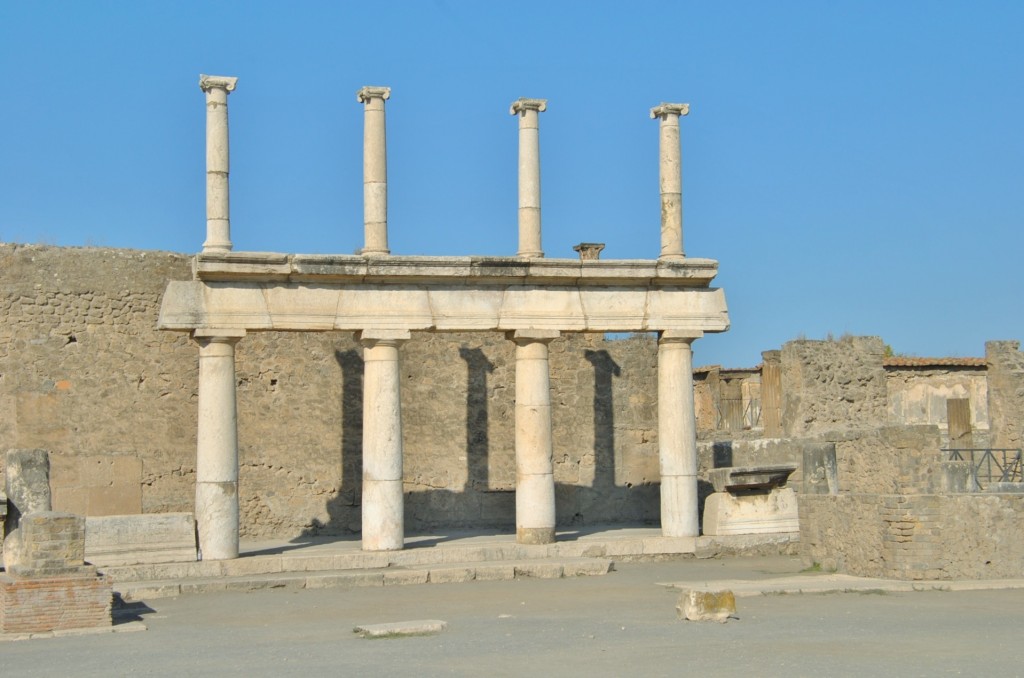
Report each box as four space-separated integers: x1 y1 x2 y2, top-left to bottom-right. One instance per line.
677 589 736 622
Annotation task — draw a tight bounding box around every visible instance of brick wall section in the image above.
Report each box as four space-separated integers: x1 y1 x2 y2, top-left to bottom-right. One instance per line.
801 493 1024 579
986 340 1024 449
0 574 112 634
780 337 887 436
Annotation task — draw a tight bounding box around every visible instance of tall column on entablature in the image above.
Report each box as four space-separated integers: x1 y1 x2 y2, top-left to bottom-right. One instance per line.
657 330 701 537
358 329 410 551
357 86 392 256
510 98 547 258
650 102 689 260
193 329 245 560
199 75 238 253
508 329 559 544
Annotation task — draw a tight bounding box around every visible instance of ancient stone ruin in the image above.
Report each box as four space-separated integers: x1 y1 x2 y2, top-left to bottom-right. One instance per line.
0 74 1021 588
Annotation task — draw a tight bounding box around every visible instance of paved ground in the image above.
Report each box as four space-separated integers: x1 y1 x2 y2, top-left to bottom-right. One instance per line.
4 555 1023 677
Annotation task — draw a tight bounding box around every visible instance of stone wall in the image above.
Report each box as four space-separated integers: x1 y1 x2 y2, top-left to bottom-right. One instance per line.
780 336 888 436
801 493 1024 579
986 340 1024 450
0 244 664 539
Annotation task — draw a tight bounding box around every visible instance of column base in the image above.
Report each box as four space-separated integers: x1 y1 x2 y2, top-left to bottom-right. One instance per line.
516 527 556 545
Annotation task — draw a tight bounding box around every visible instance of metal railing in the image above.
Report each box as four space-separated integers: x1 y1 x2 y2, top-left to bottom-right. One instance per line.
943 448 1023 488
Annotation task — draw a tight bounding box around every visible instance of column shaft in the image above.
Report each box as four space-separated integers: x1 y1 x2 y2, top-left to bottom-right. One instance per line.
657 332 699 537
651 103 689 260
511 332 557 544
195 332 243 560
510 98 547 258
358 87 391 256
360 332 407 551
200 75 237 253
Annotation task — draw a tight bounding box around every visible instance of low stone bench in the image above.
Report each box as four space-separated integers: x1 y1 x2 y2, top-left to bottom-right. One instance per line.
703 464 799 536
85 513 197 566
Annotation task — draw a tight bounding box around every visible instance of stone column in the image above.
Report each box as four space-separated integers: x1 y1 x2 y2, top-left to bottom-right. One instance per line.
358 329 410 551
510 98 547 258
508 329 559 544
199 75 238 253
194 329 245 560
650 103 690 260
657 330 701 537
357 86 392 256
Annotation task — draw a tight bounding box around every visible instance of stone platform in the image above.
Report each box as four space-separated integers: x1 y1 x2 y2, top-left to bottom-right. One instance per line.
97 527 798 601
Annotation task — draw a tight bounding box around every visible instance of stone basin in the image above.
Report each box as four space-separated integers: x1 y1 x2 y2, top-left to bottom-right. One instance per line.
708 464 798 493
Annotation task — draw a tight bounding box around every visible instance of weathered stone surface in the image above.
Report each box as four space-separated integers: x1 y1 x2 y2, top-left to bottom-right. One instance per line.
7 512 90 578
4 449 53 570
676 589 736 622
353 619 447 638
986 341 1024 450
801 443 838 495
702 488 799 536
84 513 197 566
780 336 887 436
707 464 796 493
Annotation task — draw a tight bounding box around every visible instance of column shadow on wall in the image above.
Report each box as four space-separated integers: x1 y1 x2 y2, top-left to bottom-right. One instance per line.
296 348 365 543
555 349 659 535
299 340 661 546
403 345 515 543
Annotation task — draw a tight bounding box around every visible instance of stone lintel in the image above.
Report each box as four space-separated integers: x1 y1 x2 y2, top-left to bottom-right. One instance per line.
650 102 690 119
199 74 238 93
510 98 548 115
158 280 729 334
357 86 391 103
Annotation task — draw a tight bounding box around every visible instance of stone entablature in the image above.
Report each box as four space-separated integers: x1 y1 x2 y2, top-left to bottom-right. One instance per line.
160 254 728 334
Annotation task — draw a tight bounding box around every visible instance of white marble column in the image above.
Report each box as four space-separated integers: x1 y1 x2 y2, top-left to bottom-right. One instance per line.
199 75 238 253
194 329 245 560
657 330 701 537
358 329 410 551
509 329 559 544
650 103 690 260
510 98 547 258
357 86 392 256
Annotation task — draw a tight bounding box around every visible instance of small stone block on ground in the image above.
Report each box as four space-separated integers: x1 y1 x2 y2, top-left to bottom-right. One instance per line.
353 619 447 638
677 589 736 623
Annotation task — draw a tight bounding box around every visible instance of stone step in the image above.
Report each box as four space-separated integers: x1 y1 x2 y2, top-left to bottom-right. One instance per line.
97 536 699 583
113 557 614 601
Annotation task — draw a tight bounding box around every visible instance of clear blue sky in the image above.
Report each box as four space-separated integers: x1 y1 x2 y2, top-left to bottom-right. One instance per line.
2 2 1021 368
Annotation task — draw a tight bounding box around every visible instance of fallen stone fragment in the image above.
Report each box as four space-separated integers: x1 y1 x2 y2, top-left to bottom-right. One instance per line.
353 620 448 638
677 589 736 623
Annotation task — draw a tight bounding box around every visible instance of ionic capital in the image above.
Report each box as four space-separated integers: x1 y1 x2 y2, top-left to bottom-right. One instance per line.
357 329 410 349
658 329 702 346
199 74 238 93
510 98 548 116
357 86 392 103
650 103 690 119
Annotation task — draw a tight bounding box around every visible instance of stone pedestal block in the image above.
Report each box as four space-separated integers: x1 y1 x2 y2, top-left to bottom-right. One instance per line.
677 589 736 622
802 443 839 495
702 488 799 536
4 449 53 571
